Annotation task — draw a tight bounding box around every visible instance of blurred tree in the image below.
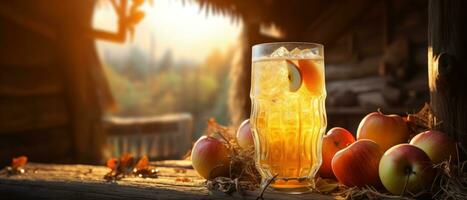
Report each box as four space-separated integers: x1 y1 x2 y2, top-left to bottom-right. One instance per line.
103 45 235 135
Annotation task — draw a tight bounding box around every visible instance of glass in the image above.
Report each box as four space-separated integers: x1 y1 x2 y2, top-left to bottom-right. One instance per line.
250 42 327 194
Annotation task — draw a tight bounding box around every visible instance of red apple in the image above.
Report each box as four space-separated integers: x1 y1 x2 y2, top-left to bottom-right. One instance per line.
191 136 230 179
236 119 254 149
379 144 435 195
357 112 409 151
318 127 355 178
410 130 457 164
332 139 383 187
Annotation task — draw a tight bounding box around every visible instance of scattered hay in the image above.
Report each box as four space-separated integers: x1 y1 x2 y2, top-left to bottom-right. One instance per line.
431 159 467 200
202 104 467 200
203 118 260 195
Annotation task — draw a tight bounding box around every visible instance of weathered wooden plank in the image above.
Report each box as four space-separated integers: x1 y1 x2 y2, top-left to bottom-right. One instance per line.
0 163 337 200
0 66 63 96
326 56 381 81
0 17 56 67
303 0 376 45
327 76 385 94
0 128 72 166
428 0 467 159
0 96 68 133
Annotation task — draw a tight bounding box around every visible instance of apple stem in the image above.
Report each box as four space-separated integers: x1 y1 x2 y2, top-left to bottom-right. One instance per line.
377 108 383 115
401 167 415 196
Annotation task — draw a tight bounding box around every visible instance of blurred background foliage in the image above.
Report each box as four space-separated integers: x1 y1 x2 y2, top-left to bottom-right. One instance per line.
102 45 235 135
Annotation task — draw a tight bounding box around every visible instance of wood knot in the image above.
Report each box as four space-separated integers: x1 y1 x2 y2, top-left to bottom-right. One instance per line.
437 52 456 77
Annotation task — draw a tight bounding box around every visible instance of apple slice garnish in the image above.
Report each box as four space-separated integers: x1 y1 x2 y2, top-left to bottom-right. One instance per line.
298 59 323 94
286 60 302 92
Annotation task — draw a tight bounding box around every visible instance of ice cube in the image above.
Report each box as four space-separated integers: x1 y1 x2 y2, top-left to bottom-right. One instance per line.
301 49 321 59
289 48 302 58
270 46 289 57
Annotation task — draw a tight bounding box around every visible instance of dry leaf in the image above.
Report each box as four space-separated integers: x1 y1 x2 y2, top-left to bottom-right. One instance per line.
406 103 439 138
12 156 28 169
174 168 187 173
134 155 149 170
7 156 28 175
175 177 192 182
104 153 158 181
106 158 118 170
315 178 339 193
119 153 134 172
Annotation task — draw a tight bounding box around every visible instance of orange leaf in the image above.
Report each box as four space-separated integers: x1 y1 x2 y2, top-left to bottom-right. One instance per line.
175 177 192 182
132 0 144 7
12 156 28 169
134 155 149 170
207 118 217 127
119 153 134 170
106 158 118 170
128 11 145 25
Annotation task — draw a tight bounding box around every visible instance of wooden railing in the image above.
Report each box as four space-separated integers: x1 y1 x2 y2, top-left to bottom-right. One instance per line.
103 113 193 160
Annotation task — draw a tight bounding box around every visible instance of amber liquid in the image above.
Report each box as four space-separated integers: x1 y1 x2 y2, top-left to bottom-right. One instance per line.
250 58 326 193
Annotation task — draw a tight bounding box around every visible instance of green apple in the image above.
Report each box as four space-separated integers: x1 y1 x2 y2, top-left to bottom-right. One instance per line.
410 130 458 164
379 144 435 195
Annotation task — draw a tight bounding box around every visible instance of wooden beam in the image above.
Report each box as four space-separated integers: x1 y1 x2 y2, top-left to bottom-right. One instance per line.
0 129 72 166
0 66 63 97
326 56 381 81
0 96 68 133
428 0 467 159
58 1 109 164
0 3 56 41
303 0 378 45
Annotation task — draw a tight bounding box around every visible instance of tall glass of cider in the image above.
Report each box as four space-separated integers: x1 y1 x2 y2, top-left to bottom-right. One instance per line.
250 42 327 193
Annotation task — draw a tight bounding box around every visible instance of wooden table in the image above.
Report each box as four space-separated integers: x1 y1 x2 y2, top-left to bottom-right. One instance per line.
0 161 338 200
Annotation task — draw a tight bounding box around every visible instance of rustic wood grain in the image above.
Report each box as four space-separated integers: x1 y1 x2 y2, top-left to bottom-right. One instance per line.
428 0 467 159
0 163 337 200
0 128 72 166
326 57 381 81
0 96 68 133
0 66 63 97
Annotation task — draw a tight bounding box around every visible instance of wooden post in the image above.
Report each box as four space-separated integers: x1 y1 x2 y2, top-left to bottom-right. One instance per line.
57 0 113 163
428 0 467 159
228 22 259 126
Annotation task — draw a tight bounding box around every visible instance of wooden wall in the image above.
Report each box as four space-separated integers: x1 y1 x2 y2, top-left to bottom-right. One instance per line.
229 0 429 133
0 0 109 166
318 0 429 132
0 2 70 165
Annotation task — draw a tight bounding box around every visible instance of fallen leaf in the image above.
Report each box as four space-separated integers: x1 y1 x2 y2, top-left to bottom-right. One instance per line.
134 155 149 170
316 178 339 193
175 177 192 182
174 168 187 173
119 153 134 172
12 156 28 169
106 158 118 170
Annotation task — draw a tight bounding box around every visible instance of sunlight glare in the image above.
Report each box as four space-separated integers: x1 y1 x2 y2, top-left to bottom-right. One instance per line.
93 0 242 63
